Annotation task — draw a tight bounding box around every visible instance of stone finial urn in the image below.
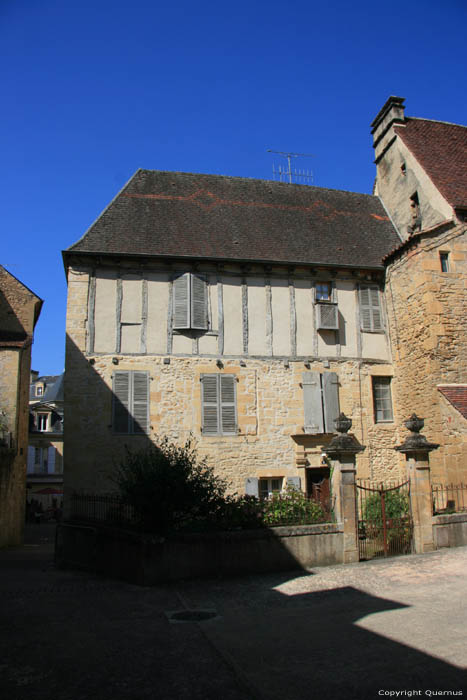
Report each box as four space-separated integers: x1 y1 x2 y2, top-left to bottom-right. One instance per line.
395 414 439 454
323 413 365 457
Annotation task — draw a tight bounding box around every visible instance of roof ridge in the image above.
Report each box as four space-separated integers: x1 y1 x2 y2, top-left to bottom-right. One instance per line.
137 169 376 198
404 116 467 129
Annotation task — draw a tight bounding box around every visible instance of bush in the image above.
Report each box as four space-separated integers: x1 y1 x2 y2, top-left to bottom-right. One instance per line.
112 437 227 534
262 487 327 526
362 490 410 523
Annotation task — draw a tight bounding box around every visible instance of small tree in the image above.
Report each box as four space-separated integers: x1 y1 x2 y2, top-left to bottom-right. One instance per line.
111 437 227 534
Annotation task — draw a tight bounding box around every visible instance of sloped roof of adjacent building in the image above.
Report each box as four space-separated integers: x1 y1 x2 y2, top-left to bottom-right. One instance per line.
438 385 467 420
30 374 64 403
65 170 401 269
394 118 467 209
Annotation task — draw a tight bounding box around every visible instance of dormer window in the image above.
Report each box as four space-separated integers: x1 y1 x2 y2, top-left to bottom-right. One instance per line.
36 385 43 396
37 413 48 431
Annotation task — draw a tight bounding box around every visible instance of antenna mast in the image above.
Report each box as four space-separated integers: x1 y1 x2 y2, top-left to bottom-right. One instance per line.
267 149 315 184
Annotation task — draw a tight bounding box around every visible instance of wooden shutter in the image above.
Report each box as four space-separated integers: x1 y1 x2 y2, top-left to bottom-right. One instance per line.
113 371 130 433
201 375 219 434
47 446 56 474
27 446 35 473
302 372 324 434
132 372 149 434
359 285 382 331
322 372 340 433
245 477 259 496
220 374 237 434
173 273 190 328
370 286 382 330
191 274 208 329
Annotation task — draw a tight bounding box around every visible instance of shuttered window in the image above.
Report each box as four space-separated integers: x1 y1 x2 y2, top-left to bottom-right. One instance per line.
359 284 383 331
112 371 149 434
201 374 237 436
173 273 208 330
302 372 340 434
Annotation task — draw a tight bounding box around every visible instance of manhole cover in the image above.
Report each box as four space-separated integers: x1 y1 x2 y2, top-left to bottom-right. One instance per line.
166 609 218 623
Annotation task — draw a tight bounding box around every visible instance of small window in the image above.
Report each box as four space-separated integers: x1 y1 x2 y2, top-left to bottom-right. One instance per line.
201 374 237 436
36 385 43 396
37 414 48 431
372 377 394 423
259 478 283 499
440 253 450 272
316 282 332 302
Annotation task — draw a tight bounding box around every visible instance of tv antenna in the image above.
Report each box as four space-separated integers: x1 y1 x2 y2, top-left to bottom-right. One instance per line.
267 149 315 184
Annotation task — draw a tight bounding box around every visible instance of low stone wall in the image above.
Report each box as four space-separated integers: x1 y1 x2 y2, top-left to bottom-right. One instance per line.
56 521 344 585
433 513 467 549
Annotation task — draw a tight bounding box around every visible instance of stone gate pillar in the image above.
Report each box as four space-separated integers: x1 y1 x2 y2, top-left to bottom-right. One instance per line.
324 413 365 564
395 414 439 554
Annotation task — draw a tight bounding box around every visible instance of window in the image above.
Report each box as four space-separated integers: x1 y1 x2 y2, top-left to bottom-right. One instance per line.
372 377 394 423
315 282 338 330
201 374 237 435
440 252 450 272
359 285 383 331
112 371 149 434
259 478 283 499
37 413 48 431
315 282 332 301
34 447 48 473
36 385 43 396
173 273 208 330
302 372 339 434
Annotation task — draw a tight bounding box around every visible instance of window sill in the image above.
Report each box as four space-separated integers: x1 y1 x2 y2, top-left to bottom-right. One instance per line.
361 329 385 334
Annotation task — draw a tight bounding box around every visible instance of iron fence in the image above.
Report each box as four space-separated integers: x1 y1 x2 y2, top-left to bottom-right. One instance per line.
70 493 139 528
432 483 467 514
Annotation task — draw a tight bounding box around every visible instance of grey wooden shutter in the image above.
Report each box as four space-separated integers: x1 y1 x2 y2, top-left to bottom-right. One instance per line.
322 372 340 433
220 374 237 434
47 446 56 473
173 273 190 328
191 274 208 329
245 477 259 496
287 476 301 490
113 371 130 433
27 446 35 472
132 372 149 434
359 285 382 331
370 286 382 330
201 375 219 434
302 372 324 434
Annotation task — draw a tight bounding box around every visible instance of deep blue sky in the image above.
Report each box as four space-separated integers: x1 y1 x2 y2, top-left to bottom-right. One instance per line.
2 0 466 376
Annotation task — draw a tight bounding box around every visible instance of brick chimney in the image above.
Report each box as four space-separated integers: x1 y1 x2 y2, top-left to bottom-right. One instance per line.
371 96 406 162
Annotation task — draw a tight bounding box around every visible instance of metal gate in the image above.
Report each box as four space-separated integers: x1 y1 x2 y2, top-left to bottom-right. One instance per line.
356 480 413 561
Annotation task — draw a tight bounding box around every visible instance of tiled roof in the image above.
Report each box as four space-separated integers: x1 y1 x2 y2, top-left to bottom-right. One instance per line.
438 385 467 419
30 374 64 402
394 119 467 208
66 170 401 269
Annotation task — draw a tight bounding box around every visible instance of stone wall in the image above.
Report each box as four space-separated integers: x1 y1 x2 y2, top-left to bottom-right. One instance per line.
384 222 467 483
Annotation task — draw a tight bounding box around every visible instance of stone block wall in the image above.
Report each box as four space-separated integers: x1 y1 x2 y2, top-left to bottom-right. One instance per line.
384 222 467 483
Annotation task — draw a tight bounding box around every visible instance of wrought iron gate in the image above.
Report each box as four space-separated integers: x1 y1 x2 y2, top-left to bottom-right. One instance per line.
356 480 413 561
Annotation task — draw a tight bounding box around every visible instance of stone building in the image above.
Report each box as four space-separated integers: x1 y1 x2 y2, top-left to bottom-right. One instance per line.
0 266 42 546
27 372 64 509
62 97 466 503
371 97 467 484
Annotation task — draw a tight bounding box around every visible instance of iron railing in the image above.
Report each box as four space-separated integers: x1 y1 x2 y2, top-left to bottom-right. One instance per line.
70 493 139 527
432 483 467 514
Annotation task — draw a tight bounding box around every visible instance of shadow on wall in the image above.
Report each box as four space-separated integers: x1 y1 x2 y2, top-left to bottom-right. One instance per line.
0 289 28 341
64 335 155 499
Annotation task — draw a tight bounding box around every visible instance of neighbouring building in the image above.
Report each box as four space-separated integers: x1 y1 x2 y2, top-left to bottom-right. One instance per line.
0 266 42 546
62 97 466 506
27 371 64 510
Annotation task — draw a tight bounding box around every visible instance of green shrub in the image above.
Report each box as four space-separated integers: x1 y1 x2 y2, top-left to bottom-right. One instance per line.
362 489 409 523
111 437 227 534
262 487 327 526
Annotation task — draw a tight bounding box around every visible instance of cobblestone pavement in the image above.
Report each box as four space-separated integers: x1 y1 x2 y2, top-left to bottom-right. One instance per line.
0 525 466 700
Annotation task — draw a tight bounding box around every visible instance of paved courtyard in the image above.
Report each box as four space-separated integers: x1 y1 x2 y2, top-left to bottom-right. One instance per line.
0 523 465 699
